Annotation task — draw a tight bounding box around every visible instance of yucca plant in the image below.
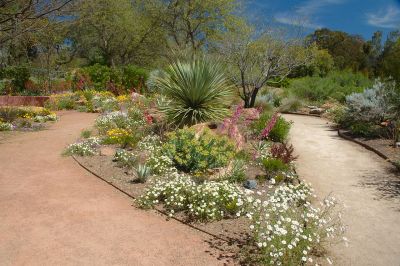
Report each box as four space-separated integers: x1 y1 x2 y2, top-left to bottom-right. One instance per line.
151 58 235 126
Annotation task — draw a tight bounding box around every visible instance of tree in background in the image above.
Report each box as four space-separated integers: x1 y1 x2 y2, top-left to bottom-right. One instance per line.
307 28 367 72
141 0 242 51
219 25 314 108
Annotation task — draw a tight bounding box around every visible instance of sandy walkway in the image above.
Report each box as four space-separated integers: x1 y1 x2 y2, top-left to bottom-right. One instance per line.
0 111 225 266
284 114 400 266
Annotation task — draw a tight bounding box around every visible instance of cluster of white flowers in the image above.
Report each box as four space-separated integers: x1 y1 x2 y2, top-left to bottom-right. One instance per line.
92 95 119 112
138 174 247 221
95 111 127 132
0 121 13 131
33 114 58 123
113 149 136 168
137 135 176 175
64 137 102 156
247 183 344 265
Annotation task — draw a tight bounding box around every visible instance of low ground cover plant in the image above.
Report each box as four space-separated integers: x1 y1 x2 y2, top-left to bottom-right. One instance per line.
0 106 57 131
63 137 102 156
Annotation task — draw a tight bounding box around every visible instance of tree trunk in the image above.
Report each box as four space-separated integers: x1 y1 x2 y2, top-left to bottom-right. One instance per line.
246 87 260 108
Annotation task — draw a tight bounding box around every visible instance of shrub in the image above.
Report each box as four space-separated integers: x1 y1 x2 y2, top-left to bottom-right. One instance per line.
262 158 289 175
287 70 371 103
0 66 31 94
270 142 298 164
0 121 13 131
81 129 92 139
138 174 246 221
162 127 235 174
152 58 235 126
63 137 102 156
104 128 140 148
113 149 136 168
252 111 291 142
221 159 247 183
247 183 343 265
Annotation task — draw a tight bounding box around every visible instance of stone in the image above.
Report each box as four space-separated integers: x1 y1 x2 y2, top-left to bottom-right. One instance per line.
309 108 325 115
396 142 400 148
243 179 257 189
100 146 116 156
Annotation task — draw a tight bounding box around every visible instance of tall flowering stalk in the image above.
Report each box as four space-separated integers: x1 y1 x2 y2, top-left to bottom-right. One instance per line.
220 105 245 148
259 112 279 140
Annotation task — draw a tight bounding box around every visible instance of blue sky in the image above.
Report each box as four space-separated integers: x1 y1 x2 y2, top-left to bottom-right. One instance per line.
248 0 400 39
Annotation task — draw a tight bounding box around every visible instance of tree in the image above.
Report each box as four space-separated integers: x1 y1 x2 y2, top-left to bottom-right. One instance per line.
69 0 166 67
219 25 313 108
381 39 400 83
0 0 73 45
307 28 368 71
141 0 241 51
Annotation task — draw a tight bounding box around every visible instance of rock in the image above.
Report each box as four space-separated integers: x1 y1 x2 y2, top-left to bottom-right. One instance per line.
307 105 318 109
243 179 257 189
100 146 116 156
309 108 325 115
396 142 400 148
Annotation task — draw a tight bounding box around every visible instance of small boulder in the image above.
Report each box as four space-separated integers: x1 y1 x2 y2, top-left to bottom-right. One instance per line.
309 108 325 115
243 179 258 190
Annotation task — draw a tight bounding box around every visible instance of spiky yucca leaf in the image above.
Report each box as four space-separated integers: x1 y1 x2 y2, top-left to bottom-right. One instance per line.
152 59 234 126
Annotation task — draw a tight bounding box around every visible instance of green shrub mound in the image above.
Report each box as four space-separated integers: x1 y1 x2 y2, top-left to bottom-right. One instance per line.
251 111 291 142
162 127 236 174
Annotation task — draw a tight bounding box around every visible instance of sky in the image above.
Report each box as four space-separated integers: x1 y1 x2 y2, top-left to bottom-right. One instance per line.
248 0 400 40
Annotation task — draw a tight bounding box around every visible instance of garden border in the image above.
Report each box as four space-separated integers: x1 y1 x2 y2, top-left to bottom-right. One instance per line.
280 111 322 118
337 129 399 170
0 96 49 107
71 155 234 243
284 112 398 170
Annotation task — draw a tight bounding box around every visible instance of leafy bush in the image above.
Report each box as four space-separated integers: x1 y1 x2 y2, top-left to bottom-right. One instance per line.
0 66 31 94
270 142 298 164
63 137 102 156
162 127 235 174
262 158 289 175
138 174 246 221
252 111 291 142
104 128 140 147
152 58 234 126
81 129 92 139
0 121 13 131
287 70 371 103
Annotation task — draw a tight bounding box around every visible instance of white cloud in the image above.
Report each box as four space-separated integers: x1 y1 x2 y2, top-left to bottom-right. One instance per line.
274 0 344 29
366 5 400 28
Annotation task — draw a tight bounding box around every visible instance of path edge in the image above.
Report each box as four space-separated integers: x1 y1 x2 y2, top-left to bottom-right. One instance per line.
71 155 235 243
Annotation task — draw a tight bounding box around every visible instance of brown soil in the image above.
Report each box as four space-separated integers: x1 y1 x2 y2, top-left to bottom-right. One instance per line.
284 114 400 266
0 111 232 266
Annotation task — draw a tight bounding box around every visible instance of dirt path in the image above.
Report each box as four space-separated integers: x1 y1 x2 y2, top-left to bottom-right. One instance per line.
284 114 400 266
0 111 226 266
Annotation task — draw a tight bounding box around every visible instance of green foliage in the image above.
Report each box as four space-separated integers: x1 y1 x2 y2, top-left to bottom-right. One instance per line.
134 164 152 183
287 70 372 103
222 159 247 183
251 111 291 142
162 127 235 174
262 158 289 175
152 58 234 126
0 121 13 131
0 66 31 94
81 129 92 139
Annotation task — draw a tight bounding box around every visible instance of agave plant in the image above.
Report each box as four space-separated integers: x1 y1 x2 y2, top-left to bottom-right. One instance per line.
151 58 235 126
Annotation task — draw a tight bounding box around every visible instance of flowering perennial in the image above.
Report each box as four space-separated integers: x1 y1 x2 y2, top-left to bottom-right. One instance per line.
64 137 102 156
138 174 247 221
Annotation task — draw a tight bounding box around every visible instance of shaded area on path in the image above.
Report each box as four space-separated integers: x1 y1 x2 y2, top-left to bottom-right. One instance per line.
284 114 400 266
0 111 227 266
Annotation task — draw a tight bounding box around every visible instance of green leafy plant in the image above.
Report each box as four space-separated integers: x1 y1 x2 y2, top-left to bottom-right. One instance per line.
162 127 235 174
134 164 152 183
81 129 92 139
262 158 289 176
252 111 291 142
152 58 234 126
222 159 247 183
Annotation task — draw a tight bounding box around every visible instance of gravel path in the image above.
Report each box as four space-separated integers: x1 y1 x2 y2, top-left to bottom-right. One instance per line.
0 111 225 266
284 114 400 266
